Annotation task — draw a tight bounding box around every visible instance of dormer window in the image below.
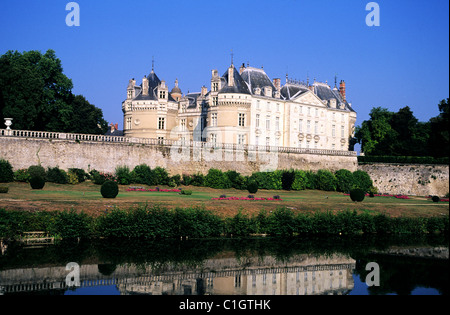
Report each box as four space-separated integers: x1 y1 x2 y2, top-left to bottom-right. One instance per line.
159 91 166 99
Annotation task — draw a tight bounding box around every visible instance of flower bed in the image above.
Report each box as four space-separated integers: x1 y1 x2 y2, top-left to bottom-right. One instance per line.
211 196 283 201
344 193 411 199
127 187 181 193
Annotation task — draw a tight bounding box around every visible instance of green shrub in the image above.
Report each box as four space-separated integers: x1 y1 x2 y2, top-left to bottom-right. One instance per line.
191 173 205 186
101 181 119 199
0 187 8 193
315 170 337 191
291 170 308 191
68 168 87 183
153 167 169 185
349 188 365 202
14 169 30 182
55 209 92 239
267 207 296 237
130 164 155 186
431 196 440 202
67 170 80 185
170 174 182 187
247 180 258 194
335 169 355 193
46 167 68 184
29 175 46 190
115 165 132 185
304 171 317 189
225 210 254 237
281 170 295 190
0 159 14 183
225 170 247 190
205 169 231 189
28 165 46 179
180 190 192 195
251 171 282 190
352 170 373 193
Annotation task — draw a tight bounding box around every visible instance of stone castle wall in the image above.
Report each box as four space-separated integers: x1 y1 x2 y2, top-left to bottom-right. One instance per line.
0 136 358 176
1 136 448 196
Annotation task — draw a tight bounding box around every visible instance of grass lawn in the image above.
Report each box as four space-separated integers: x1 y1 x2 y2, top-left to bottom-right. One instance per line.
0 181 448 218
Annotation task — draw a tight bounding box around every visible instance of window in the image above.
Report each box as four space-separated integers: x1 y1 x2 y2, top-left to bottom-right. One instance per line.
266 116 271 130
157 136 164 144
212 96 218 106
238 113 245 127
126 117 132 130
308 107 311 116
276 103 280 112
332 124 336 137
181 119 186 131
211 113 217 127
299 119 303 132
266 102 270 111
276 117 280 131
256 114 260 128
314 121 319 134
341 125 345 138
212 82 219 92
256 100 261 110
158 117 165 130
238 134 245 145
315 108 318 117
255 136 259 146
266 137 270 146
159 91 166 99
211 133 217 144
299 106 303 114
307 120 311 133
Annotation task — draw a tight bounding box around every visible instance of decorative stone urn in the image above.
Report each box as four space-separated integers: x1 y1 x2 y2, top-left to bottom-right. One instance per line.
4 118 13 130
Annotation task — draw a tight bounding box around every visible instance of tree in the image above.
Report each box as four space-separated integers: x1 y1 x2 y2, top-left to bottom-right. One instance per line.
428 98 449 158
0 50 108 134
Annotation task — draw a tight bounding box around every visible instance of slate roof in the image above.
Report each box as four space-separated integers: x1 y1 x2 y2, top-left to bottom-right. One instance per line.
240 67 275 93
133 70 176 102
280 83 309 100
313 83 355 112
219 66 251 94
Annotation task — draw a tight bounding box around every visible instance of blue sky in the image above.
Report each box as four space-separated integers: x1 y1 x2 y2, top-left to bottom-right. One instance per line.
1 0 448 129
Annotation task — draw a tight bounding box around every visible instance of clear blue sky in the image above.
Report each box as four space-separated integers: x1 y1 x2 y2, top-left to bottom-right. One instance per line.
1 0 449 130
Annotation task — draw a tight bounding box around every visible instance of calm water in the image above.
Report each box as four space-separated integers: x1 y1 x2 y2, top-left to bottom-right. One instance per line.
0 235 448 296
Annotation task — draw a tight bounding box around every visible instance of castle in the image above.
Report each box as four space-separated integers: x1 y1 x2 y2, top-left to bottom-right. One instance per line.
121 61 357 151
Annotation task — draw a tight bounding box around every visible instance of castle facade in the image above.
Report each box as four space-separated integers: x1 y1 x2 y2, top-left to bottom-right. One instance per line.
122 62 357 151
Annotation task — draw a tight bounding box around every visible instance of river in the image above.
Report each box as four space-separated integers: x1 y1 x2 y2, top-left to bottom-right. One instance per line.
0 234 448 296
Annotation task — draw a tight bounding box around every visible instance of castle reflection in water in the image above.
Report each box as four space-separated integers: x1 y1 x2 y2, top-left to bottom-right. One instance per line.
0 253 355 295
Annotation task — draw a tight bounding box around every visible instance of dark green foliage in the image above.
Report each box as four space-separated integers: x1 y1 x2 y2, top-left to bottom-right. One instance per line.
29 175 45 190
247 180 258 194
115 166 131 185
180 190 192 195
281 170 295 190
0 50 108 134
101 181 119 199
250 171 282 190
225 210 254 237
350 188 365 202
68 168 87 183
204 169 231 189
291 170 308 191
46 167 68 184
14 169 30 182
130 164 154 186
315 170 337 191
352 170 373 193
304 171 317 189
170 174 182 187
0 187 8 193
358 155 449 165
335 169 355 193
266 207 296 237
153 167 169 185
0 159 14 183
28 165 46 179
55 209 92 239
225 170 247 190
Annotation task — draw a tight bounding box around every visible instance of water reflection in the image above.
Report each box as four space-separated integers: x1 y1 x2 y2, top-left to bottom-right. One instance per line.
0 235 448 295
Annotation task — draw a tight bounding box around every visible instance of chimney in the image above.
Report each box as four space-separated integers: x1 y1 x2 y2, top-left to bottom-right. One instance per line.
239 63 246 75
339 80 346 101
110 123 116 133
115 123 118 130
201 85 208 96
142 76 149 96
228 65 235 87
273 78 281 91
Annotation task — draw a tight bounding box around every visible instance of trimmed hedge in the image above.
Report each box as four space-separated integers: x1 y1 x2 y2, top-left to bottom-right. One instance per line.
30 175 45 190
1 207 448 240
101 181 119 199
0 159 14 183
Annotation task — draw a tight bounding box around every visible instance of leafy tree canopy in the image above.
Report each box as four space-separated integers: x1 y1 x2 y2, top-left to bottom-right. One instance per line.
354 100 448 158
0 50 108 134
